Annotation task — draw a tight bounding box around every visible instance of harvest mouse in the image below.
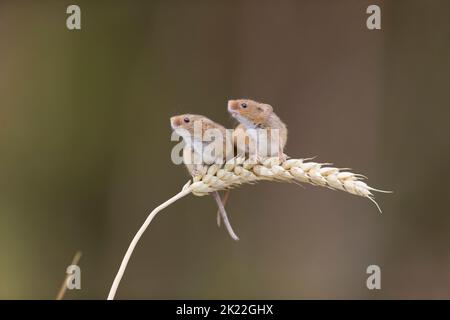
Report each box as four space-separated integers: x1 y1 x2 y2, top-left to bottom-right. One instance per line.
227 99 288 162
214 99 289 227
170 114 239 241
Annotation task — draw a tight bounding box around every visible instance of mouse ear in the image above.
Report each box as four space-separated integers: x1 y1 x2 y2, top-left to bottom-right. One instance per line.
263 104 273 113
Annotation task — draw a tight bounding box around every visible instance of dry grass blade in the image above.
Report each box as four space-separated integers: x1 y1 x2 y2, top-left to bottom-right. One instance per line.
56 251 82 300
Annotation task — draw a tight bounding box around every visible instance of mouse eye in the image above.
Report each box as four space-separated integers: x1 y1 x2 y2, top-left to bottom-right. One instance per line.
241 103 247 109
183 117 190 123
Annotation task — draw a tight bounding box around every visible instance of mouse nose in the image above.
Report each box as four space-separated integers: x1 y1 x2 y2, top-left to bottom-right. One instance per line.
170 116 181 128
227 100 238 111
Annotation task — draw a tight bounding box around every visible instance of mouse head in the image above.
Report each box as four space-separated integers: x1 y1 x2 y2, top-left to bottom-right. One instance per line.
227 99 273 128
170 114 224 141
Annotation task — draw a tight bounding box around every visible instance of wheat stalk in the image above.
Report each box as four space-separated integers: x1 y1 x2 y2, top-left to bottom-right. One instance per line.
107 156 389 299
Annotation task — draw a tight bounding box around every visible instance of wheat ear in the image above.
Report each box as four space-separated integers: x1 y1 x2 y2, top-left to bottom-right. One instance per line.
186 156 390 212
108 156 389 299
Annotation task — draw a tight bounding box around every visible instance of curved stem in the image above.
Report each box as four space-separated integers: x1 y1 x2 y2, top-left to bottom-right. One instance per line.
107 188 192 300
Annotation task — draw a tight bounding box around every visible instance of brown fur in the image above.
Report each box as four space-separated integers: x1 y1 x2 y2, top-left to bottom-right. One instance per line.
228 99 288 155
171 114 231 174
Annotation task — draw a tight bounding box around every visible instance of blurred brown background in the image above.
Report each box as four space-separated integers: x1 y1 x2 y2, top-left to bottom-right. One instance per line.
0 0 449 299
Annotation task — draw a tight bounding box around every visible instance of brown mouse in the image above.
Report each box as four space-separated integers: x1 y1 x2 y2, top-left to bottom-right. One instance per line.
170 114 239 241
228 99 288 162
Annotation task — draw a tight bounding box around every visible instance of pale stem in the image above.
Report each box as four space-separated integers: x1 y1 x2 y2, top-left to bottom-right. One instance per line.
107 188 192 300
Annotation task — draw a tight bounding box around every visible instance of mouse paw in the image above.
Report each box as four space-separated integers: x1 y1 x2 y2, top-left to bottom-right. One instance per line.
248 154 262 164
278 153 287 163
